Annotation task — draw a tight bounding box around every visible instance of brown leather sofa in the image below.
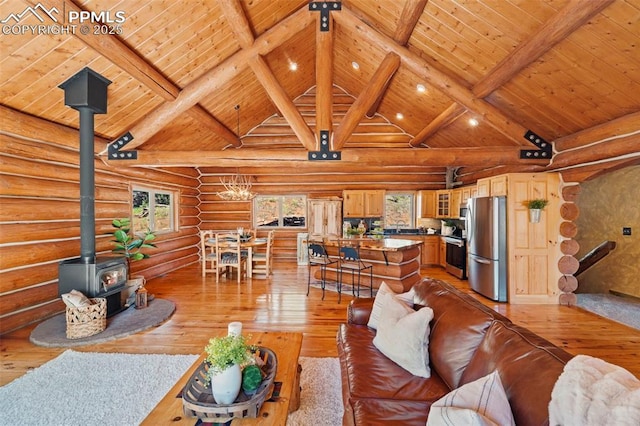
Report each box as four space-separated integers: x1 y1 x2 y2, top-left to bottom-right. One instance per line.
336 278 574 425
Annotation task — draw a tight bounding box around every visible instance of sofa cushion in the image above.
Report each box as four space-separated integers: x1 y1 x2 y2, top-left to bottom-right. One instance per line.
427 370 515 426
337 323 451 402
413 278 510 390
350 398 431 426
373 293 434 377
460 321 573 426
367 281 415 330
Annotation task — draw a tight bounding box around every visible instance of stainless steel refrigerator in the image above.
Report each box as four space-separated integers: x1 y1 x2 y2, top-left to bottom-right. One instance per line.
466 196 508 302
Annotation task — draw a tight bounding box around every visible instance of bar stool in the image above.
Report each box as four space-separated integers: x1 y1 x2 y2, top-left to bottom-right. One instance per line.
338 240 373 298
307 239 340 302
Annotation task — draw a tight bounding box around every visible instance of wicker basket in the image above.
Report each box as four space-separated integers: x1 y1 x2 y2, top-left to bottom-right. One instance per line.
182 346 277 422
65 298 107 339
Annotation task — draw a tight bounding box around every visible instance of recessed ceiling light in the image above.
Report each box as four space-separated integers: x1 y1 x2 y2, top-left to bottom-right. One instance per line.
416 84 426 93
289 62 298 71
396 113 404 120
468 118 479 127
351 61 360 70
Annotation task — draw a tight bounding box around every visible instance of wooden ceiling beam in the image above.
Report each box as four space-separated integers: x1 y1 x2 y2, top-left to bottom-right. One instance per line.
334 7 528 147
249 56 317 151
366 0 429 118
473 0 615 98
113 147 545 168
27 0 240 147
111 6 314 150
410 104 466 147
333 52 401 150
554 111 640 151
550 133 640 170
412 0 614 148
221 0 315 151
316 14 334 141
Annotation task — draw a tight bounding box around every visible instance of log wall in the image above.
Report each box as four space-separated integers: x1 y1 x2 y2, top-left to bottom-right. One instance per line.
0 111 201 335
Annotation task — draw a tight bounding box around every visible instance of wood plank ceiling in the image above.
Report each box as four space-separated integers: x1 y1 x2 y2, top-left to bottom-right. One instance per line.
1 0 639 191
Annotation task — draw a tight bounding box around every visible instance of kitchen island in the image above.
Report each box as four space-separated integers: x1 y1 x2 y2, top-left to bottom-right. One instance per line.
315 237 423 293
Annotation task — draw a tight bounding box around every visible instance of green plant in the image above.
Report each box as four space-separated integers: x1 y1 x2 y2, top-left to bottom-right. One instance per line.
526 199 549 210
204 334 255 375
443 219 456 227
111 218 156 261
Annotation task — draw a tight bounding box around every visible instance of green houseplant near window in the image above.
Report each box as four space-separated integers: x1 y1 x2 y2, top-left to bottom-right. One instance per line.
111 218 156 262
526 199 549 223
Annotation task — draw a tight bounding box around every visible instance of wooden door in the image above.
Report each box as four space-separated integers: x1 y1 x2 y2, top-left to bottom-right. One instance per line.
325 201 342 238
422 236 439 266
307 200 326 240
420 190 436 218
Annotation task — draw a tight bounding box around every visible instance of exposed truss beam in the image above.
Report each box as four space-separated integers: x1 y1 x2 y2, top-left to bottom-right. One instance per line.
109 6 314 150
333 52 401 150
366 0 429 118
25 0 240 147
411 0 614 147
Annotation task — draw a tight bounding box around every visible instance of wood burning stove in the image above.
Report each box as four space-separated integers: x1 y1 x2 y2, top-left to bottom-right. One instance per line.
57 68 127 316
58 256 127 316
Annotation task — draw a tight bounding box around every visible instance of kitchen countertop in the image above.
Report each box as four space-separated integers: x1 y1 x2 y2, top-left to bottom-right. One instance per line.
323 237 422 251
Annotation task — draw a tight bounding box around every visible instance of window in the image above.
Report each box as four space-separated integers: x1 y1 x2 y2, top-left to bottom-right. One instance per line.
384 193 415 229
254 195 306 228
132 187 175 234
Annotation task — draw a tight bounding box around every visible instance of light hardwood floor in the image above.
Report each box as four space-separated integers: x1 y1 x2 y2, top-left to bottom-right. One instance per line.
1 261 639 387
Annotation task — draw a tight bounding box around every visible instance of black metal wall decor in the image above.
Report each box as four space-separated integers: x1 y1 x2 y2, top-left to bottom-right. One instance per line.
309 130 341 161
108 132 137 160
520 130 553 160
309 1 341 31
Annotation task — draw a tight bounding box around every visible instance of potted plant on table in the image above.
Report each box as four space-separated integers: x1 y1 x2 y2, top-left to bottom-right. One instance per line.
525 199 549 223
204 334 258 404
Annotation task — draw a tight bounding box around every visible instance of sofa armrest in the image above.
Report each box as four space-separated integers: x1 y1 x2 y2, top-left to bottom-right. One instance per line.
347 298 375 325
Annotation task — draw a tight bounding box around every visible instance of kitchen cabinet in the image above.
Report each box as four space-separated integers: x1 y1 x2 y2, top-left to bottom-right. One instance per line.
450 189 462 218
307 199 342 240
419 190 436 218
439 237 447 268
343 190 385 217
476 176 507 197
436 190 451 218
423 236 440 266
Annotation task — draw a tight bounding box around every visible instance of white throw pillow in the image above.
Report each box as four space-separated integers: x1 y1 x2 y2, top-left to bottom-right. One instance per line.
427 370 515 426
549 354 640 426
372 293 433 378
367 281 415 330
61 289 92 308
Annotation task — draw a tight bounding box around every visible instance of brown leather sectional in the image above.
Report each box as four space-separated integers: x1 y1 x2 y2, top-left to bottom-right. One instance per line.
337 278 574 425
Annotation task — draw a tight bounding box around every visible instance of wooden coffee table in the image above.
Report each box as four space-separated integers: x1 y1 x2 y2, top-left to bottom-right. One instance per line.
142 331 303 425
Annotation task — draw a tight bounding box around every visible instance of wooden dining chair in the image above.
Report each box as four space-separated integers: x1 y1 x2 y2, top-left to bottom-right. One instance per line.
252 230 274 277
200 230 217 277
215 232 247 283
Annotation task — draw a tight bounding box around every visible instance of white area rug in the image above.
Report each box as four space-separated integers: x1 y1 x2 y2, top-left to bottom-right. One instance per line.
0 351 343 426
288 357 343 426
0 350 198 426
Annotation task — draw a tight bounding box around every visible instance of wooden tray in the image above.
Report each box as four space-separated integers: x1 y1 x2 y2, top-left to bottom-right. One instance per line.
182 346 277 422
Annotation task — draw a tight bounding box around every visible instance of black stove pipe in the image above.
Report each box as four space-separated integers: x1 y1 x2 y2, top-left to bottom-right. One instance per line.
79 107 96 264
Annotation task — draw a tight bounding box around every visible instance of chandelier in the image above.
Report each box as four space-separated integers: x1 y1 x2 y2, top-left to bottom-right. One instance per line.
216 174 257 201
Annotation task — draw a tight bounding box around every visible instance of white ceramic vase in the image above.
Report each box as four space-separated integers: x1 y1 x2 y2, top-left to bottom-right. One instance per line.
210 363 242 405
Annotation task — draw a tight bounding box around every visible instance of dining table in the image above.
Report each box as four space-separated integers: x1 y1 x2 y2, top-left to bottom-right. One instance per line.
205 233 268 277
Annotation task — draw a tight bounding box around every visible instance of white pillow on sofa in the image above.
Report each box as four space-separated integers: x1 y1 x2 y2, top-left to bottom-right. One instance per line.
427 370 515 426
372 293 433 378
367 281 415 330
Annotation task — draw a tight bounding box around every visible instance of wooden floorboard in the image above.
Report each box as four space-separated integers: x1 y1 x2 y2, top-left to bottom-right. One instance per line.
1 261 639 387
